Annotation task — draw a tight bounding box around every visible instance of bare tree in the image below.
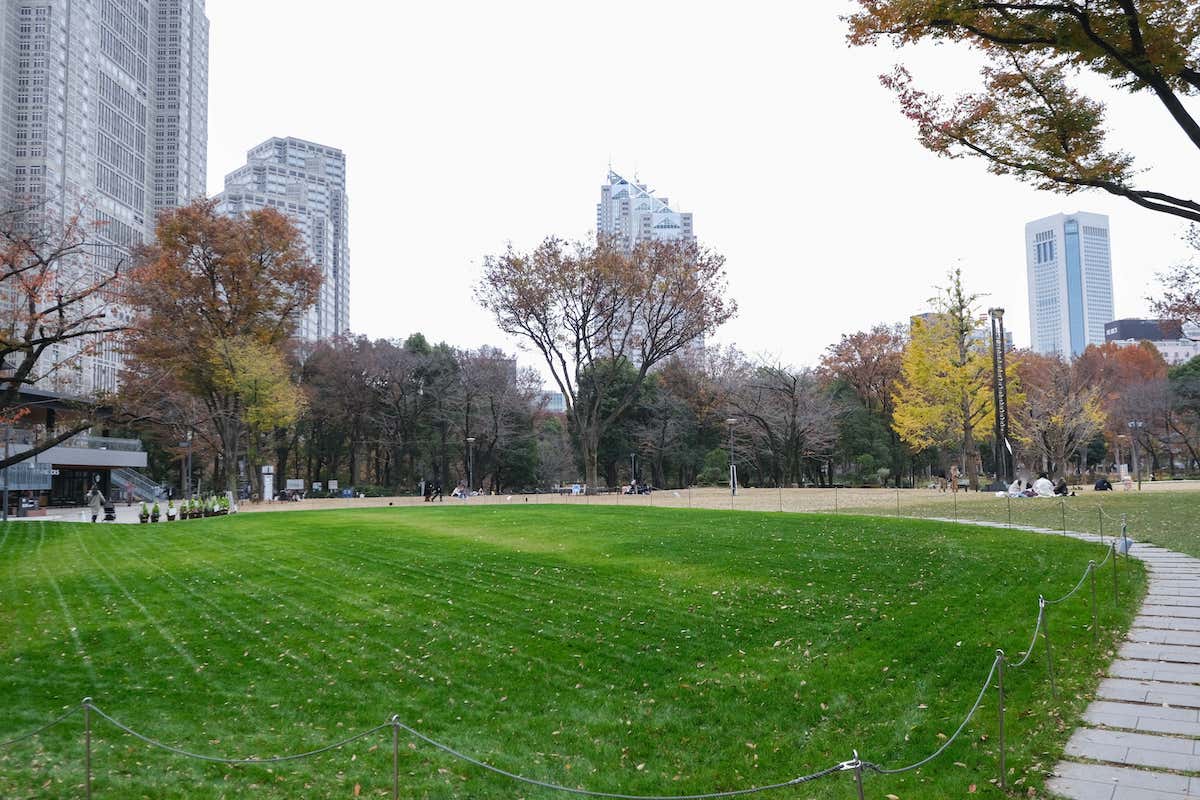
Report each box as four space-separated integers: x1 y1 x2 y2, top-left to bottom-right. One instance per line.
477 236 735 491
0 210 128 469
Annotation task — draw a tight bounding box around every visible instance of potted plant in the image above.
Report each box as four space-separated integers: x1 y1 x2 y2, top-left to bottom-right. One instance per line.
150 502 160 523
166 500 176 522
138 502 149 524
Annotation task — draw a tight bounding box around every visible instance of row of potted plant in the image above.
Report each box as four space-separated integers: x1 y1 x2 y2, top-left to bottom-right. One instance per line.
138 496 231 523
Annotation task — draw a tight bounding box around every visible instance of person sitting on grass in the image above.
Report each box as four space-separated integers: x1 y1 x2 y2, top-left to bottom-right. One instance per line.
1021 481 1037 498
1094 477 1114 491
1053 477 1074 497
1033 473 1055 497
1007 477 1024 497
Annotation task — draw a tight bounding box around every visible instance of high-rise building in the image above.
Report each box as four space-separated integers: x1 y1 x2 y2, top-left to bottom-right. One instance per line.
597 170 694 251
0 0 209 394
216 137 350 341
1025 211 1115 358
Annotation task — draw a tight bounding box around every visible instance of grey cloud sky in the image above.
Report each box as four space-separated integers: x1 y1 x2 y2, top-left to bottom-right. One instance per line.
206 0 1199 370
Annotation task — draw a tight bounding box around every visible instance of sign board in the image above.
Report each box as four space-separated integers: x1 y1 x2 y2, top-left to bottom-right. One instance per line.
328 480 338 490
262 474 274 501
312 482 323 491
261 465 274 474
285 479 304 491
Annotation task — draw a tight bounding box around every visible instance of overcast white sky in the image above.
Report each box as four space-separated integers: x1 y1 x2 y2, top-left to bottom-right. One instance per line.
205 0 1200 374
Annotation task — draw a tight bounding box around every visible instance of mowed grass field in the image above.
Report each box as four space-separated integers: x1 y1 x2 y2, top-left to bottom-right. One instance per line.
0 507 1144 799
844 488 1200 559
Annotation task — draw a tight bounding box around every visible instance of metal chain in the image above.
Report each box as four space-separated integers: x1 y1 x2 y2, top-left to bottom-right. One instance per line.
88 704 390 764
864 655 999 775
1008 605 1043 670
0 706 79 748
1044 563 1093 605
391 717 846 799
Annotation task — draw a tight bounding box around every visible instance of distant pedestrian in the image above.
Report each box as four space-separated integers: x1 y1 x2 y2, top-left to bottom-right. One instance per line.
423 480 432 502
432 481 443 502
87 487 106 523
948 464 961 494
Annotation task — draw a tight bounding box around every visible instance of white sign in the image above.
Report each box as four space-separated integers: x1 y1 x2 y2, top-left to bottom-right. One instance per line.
261 465 274 474
262 474 274 501
328 480 338 490
312 482 323 491
286 479 304 491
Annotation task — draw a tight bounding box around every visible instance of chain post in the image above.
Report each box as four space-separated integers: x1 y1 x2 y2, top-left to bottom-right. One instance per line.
1061 497 1067 533
996 651 1007 790
1112 541 1119 605
391 714 400 800
1041 597 1058 699
953 489 957 522
834 484 838 514
83 697 92 800
896 486 901 517
1007 494 1012 528
852 750 865 800
1099 507 1104 544
1089 561 1099 646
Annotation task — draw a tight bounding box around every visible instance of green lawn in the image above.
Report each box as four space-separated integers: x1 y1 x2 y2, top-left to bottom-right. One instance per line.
0 507 1143 798
872 488 1200 558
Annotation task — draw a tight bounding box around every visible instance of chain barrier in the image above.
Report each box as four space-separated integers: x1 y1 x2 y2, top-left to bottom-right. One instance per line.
1044 562 1093 605
1008 604 1044 670
87 704 390 764
391 715 849 799
0 705 79 748
863 654 999 776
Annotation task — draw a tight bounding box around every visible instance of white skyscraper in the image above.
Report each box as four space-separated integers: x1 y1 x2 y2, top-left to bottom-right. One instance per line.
217 137 350 341
597 170 694 251
0 0 209 394
1025 211 1115 358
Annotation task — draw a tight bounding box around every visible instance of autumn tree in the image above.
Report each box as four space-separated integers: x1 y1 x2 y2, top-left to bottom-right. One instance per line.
0 211 130 469
1012 352 1105 474
892 269 996 488
820 324 907 480
477 236 735 491
126 200 321 493
848 2 1200 223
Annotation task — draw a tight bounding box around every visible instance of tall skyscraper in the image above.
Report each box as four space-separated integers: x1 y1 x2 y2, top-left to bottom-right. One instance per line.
1025 211 1115 358
216 137 350 341
597 170 694 251
0 0 209 394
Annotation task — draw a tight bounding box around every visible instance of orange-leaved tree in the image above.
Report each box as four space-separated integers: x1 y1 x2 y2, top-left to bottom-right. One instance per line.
847 1 1200 223
125 200 320 493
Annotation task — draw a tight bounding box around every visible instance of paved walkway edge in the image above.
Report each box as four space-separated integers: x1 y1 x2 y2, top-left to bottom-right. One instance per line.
941 517 1197 799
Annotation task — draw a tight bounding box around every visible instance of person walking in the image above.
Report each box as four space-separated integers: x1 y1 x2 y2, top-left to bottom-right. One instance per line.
948 464 961 494
87 486 106 523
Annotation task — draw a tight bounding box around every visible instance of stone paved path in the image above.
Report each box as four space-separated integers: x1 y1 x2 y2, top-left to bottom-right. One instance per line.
1040 535 1200 800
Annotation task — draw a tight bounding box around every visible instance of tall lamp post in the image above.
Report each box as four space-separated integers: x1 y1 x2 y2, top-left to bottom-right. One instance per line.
725 418 738 497
466 437 476 500
988 307 1012 485
1127 420 1145 490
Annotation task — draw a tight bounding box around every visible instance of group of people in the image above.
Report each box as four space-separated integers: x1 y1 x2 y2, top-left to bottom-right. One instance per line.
421 480 443 502
1006 473 1073 498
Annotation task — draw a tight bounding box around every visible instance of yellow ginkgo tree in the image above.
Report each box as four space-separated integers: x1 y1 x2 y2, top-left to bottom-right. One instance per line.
892 269 1000 489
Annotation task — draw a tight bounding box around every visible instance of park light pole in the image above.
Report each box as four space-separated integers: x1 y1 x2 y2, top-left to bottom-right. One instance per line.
1128 420 1145 490
988 307 1012 485
466 437 475 500
725 418 738 497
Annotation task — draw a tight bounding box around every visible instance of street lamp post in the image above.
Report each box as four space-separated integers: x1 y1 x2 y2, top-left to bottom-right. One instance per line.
2 424 10 523
988 307 1012 485
1128 421 1145 490
725 418 738 498
466 437 476 501
629 452 636 491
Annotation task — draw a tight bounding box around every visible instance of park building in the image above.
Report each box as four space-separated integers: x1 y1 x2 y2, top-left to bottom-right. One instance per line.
216 137 350 341
597 169 694 252
1025 212 1115 359
1105 318 1200 366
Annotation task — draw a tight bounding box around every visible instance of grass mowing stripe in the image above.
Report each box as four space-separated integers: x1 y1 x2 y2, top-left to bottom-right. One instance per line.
37 530 98 686
71 527 205 674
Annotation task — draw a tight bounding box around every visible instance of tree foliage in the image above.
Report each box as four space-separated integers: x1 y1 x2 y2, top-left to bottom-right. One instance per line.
892 270 997 487
1012 351 1105 473
476 236 735 491
126 200 321 492
849 1 1200 222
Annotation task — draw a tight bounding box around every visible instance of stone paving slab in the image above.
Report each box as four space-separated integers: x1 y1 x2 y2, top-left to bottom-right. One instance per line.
1039 526 1200 799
